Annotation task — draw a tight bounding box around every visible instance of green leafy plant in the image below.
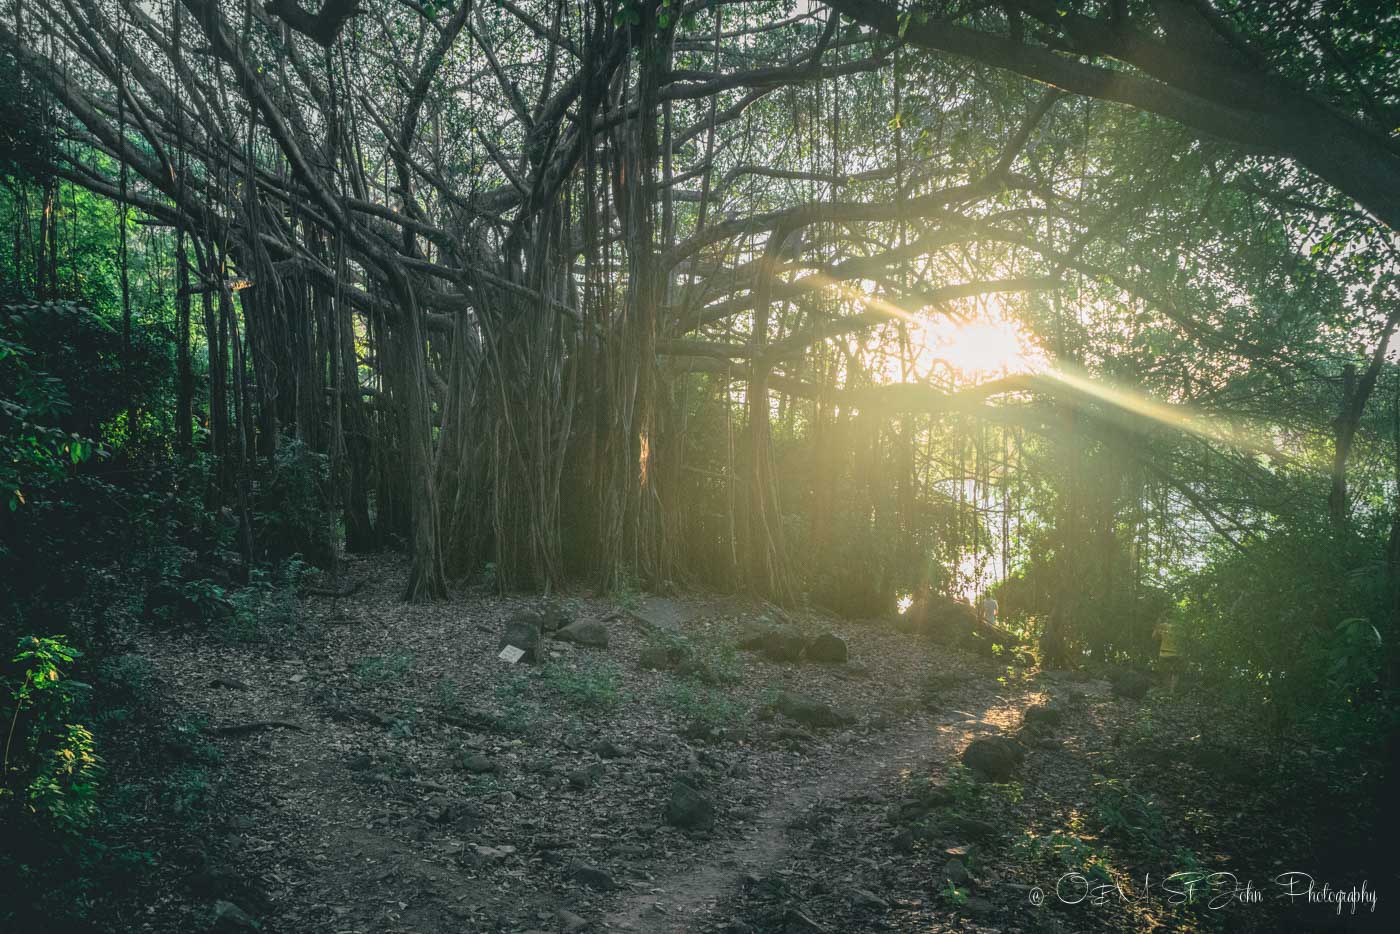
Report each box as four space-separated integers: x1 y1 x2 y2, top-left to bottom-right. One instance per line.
543 661 624 712
1093 775 1168 854
354 652 416 684
660 680 743 732
3 635 101 831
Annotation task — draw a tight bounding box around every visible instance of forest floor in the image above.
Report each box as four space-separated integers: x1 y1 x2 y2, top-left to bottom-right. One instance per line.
104 555 1382 934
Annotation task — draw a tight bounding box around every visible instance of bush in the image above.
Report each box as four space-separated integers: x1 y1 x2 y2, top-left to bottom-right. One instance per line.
1182 519 1396 739
256 439 334 566
1 635 105 927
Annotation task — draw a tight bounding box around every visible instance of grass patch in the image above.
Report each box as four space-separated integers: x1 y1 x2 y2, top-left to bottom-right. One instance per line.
354 651 415 684
660 680 744 733
542 661 624 712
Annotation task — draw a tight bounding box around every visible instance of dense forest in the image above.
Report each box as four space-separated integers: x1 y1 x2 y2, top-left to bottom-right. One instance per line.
2 1 1397 931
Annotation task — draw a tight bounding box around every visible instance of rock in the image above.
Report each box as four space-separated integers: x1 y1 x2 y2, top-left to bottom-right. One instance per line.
499 615 543 663
736 622 773 649
592 739 628 759
665 780 716 831
557 908 590 932
762 629 807 663
891 829 917 853
1110 670 1151 700
775 692 854 729
458 752 499 774
212 900 260 931
639 643 687 671
961 735 1023 781
805 632 849 664
569 862 618 891
913 594 981 643
538 601 573 634
568 763 604 789
737 623 807 661
848 887 888 911
554 619 609 649
1024 703 1064 728
943 858 973 886
346 753 374 771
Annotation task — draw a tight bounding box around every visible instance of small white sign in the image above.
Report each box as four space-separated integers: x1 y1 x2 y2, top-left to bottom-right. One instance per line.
498 644 526 664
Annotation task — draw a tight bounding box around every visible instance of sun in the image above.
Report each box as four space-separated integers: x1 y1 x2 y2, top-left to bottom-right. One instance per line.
910 305 1041 382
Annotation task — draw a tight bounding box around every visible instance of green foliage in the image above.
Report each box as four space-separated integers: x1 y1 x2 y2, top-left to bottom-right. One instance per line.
354 652 416 684
2 635 101 831
542 661 624 712
945 763 1022 816
940 880 970 907
659 680 743 732
1014 831 1116 885
0 49 56 180
1183 519 1397 737
256 439 334 566
1093 775 1169 855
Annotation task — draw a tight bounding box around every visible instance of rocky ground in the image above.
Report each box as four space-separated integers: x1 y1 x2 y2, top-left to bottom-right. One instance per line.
103 555 1383 933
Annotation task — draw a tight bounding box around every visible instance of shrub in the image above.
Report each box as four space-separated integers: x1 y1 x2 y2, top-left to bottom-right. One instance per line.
255 439 333 566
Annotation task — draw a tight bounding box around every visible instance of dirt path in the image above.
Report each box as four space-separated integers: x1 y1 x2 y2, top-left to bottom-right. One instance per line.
124 558 1047 933
604 685 1040 932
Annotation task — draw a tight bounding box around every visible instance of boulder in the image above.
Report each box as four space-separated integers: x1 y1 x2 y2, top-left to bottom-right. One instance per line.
458 752 499 774
762 629 807 662
591 739 628 759
557 909 590 933
499 615 543 663
1110 670 1151 700
1023 703 1064 728
665 780 716 831
961 735 1023 782
569 862 618 891
638 642 688 671
737 624 806 662
538 601 573 634
568 763 604 789
949 816 1000 840
806 633 849 664
917 595 981 644
553 620 609 649
775 692 855 729
736 622 774 650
